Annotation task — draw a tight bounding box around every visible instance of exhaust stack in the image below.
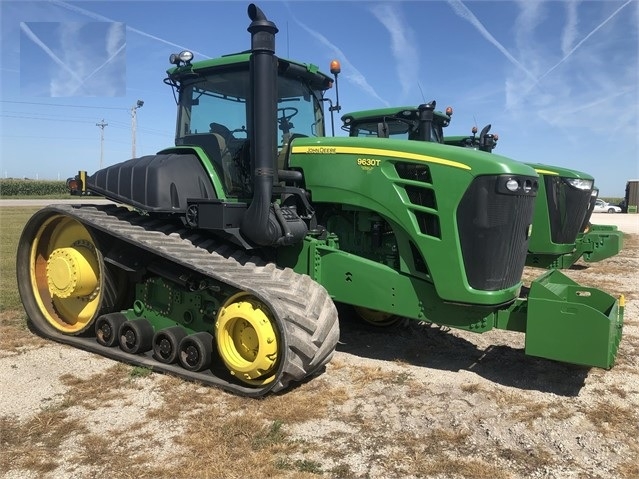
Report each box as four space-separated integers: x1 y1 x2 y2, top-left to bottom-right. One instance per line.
240 4 308 247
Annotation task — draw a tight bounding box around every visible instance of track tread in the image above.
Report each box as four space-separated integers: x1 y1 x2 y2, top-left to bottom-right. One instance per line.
20 204 340 397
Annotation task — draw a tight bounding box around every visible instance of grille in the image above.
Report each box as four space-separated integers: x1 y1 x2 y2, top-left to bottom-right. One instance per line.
396 162 440 238
405 185 436 208
395 163 432 183
580 193 598 232
414 211 441 238
544 176 593 243
457 175 536 291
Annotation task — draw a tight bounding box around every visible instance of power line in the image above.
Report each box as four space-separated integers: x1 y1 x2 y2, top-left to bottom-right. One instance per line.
2 110 104 122
0 135 94 140
1 114 97 124
1 100 128 110
0 114 170 136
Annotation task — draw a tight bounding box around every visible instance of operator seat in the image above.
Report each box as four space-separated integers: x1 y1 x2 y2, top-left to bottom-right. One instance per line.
179 133 223 169
179 133 234 191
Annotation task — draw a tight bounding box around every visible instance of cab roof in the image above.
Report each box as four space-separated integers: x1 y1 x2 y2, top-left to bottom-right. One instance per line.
342 106 451 125
167 52 333 91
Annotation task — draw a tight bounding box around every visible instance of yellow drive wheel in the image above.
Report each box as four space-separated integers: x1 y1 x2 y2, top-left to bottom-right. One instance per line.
354 306 402 327
27 214 103 334
215 294 280 386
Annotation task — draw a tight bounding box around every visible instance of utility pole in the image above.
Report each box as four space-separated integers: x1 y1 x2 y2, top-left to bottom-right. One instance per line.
96 119 108 168
131 99 144 158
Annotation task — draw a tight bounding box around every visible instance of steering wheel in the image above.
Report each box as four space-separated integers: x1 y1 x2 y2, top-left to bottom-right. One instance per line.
229 127 248 138
277 107 298 133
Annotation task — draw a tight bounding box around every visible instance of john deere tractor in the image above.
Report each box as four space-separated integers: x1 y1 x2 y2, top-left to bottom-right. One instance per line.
17 5 624 397
342 104 623 269
445 124 624 268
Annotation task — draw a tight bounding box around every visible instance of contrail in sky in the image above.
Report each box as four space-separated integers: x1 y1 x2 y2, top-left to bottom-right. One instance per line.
289 15 389 107
47 0 211 58
537 0 633 82
445 0 539 84
20 22 88 92
68 42 127 96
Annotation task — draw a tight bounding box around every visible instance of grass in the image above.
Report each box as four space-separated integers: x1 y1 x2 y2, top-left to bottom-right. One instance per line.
0 207 39 312
0 207 43 356
581 400 639 437
0 408 88 474
0 194 82 199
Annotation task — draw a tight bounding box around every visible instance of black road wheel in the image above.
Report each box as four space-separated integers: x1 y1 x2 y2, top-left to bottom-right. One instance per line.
153 326 187 364
95 313 127 347
119 319 154 354
178 332 213 372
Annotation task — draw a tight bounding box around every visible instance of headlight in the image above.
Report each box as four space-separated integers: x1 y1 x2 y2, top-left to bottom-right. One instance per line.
505 178 520 192
496 175 538 195
566 178 593 190
179 50 194 63
169 50 194 65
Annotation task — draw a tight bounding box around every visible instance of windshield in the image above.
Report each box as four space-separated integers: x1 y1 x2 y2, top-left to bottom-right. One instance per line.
350 116 444 143
174 67 325 196
350 119 411 139
176 69 325 146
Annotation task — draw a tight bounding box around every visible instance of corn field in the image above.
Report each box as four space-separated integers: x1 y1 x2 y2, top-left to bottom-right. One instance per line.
0 179 68 197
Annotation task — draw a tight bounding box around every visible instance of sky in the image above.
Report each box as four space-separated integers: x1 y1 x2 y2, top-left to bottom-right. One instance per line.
0 0 637 196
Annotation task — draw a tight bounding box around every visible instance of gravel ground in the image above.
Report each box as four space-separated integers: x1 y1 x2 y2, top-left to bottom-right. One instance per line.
589 212 639 234
1 214 637 478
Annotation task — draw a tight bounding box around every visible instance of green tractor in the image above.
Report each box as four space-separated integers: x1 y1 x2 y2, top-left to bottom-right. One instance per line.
342 104 623 269
17 5 624 397
445 124 624 268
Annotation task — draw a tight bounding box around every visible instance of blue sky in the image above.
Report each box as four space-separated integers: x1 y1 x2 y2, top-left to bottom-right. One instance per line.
1 0 637 196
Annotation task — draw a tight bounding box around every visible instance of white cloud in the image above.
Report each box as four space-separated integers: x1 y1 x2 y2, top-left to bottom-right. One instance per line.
106 22 125 58
27 21 127 97
20 21 85 91
48 0 211 59
561 0 581 57
370 3 418 100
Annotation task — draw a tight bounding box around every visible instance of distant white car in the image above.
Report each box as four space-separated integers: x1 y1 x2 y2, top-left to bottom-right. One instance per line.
593 199 622 213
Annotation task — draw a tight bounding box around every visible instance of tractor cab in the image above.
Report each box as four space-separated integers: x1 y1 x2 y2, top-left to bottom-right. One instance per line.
341 103 452 143
165 52 333 198
445 124 499 153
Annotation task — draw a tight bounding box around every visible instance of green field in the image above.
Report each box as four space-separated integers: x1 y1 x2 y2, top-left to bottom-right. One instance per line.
1 207 39 311
0 179 68 197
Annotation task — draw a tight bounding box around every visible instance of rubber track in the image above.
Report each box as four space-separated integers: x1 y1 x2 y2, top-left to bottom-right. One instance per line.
29 204 340 397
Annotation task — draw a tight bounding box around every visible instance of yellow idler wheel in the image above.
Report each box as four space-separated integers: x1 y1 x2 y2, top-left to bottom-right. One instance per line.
215 294 280 386
28 214 103 334
354 306 402 327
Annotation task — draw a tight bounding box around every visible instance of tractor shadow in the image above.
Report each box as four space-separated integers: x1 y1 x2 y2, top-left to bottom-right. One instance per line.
568 263 589 270
335 310 589 397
